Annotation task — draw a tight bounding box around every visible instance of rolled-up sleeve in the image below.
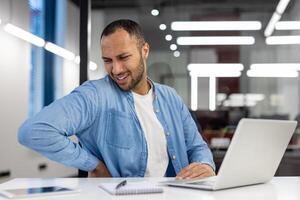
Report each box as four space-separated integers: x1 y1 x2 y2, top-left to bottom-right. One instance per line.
18 81 100 171
180 96 216 171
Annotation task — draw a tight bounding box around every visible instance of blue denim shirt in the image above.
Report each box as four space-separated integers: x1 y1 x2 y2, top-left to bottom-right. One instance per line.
18 76 215 177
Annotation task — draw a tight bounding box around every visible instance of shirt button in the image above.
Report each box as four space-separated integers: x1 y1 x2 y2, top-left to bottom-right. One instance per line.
172 155 176 160
166 132 170 136
155 109 159 113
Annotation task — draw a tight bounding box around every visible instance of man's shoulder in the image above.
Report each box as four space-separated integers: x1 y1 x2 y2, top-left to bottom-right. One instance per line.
78 76 114 91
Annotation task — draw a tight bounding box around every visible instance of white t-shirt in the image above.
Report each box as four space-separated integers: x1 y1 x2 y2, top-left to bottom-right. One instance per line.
132 88 169 177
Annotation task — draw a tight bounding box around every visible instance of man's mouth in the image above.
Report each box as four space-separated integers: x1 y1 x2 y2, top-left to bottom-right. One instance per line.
114 74 129 85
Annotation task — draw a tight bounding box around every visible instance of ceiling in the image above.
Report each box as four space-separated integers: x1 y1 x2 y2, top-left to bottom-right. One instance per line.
69 0 294 50
70 0 279 12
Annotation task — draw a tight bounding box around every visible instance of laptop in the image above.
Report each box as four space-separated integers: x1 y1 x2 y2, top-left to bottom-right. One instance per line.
163 118 297 190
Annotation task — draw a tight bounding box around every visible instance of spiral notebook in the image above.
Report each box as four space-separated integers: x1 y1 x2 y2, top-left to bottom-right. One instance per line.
98 181 163 195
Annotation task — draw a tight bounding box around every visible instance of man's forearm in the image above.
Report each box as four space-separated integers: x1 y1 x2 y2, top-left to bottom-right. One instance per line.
18 121 99 171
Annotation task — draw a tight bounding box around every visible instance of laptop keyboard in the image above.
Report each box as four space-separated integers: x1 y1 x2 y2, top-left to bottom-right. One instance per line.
187 180 216 186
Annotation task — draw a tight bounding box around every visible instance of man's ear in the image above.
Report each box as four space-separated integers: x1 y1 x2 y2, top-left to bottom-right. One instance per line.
142 42 150 59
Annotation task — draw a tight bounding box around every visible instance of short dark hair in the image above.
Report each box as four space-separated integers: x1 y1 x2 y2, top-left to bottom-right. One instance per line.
100 19 146 47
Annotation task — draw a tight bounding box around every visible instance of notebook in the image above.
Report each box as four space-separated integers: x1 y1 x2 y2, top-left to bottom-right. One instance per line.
98 181 163 195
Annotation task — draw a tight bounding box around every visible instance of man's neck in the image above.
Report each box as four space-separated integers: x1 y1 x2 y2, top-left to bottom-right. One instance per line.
132 78 151 95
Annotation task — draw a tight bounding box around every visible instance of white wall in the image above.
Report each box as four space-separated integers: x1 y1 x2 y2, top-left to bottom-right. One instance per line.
62 6 106 94
62 1 80 95
0 0 76 183
89 10 106 80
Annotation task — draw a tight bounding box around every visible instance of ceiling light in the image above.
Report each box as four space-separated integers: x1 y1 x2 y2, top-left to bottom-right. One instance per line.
250 63 300 71
218 93 265 107
188 63 243 77
89 61 98 71
170 44 177 50
171 21 262 31
151 9 159 16
4 23 45 47
264 0 291 37
266 35 300 45
229 94 265 101
189 64 243 111
165 34 172 41
246 69 298 77
187 63 244 72
159 24 166 30
44 42 75 60
177 36 255 45
264 12 281 37
173 51 180 57
276 0 290 14
0 18 2 24
190 71 241 77
275 21 300 30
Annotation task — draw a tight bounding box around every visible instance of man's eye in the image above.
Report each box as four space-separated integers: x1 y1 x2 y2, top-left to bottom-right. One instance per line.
104 60 111 63
121 56 129 60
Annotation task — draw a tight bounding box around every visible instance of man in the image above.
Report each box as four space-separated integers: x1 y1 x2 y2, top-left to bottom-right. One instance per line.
18 19 215 179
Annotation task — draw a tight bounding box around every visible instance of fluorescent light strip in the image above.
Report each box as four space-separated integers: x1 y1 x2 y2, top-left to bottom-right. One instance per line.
171 21 262 31
275 21 300 30
209 77 216 111
230 94 265 101
223 99 257 107
251 63 300 71
264 0 290 37
190 75 198 111
264 12 281 37
217 93 265 107
44 42 75 60
266 36 300 45
247 70 298 77
187 63 244 72
276 0 290 14
4 23 45 47
177 36 255 45
190 71 241 77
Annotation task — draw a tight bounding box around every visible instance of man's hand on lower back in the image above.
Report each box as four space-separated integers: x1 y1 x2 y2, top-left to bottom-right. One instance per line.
89 161 112 177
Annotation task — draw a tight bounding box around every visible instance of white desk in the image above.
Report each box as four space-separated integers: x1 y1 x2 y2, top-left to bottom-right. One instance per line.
0 177 299 200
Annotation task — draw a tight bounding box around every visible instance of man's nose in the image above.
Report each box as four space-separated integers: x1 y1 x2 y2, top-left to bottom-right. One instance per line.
112 61 124 75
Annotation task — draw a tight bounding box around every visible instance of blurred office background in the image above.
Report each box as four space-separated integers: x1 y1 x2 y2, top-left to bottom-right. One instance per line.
0 0 300 182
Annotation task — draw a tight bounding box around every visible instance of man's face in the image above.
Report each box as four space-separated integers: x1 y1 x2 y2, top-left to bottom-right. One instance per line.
101 29 149 92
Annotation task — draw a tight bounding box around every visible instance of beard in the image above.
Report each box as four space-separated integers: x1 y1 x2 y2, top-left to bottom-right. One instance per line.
111 54 145 91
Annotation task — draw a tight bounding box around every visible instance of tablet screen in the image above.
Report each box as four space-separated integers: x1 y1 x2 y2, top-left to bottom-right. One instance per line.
0 186 78 198
9 186 72 195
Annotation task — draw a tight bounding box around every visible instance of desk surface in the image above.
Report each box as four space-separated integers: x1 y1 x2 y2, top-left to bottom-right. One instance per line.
0 177 299 200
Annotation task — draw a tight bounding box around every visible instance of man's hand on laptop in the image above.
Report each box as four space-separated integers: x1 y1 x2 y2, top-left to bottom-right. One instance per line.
175 163 215 180
89 161 112 177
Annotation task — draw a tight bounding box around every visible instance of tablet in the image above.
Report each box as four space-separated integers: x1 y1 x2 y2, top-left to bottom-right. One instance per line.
0 186 80 199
